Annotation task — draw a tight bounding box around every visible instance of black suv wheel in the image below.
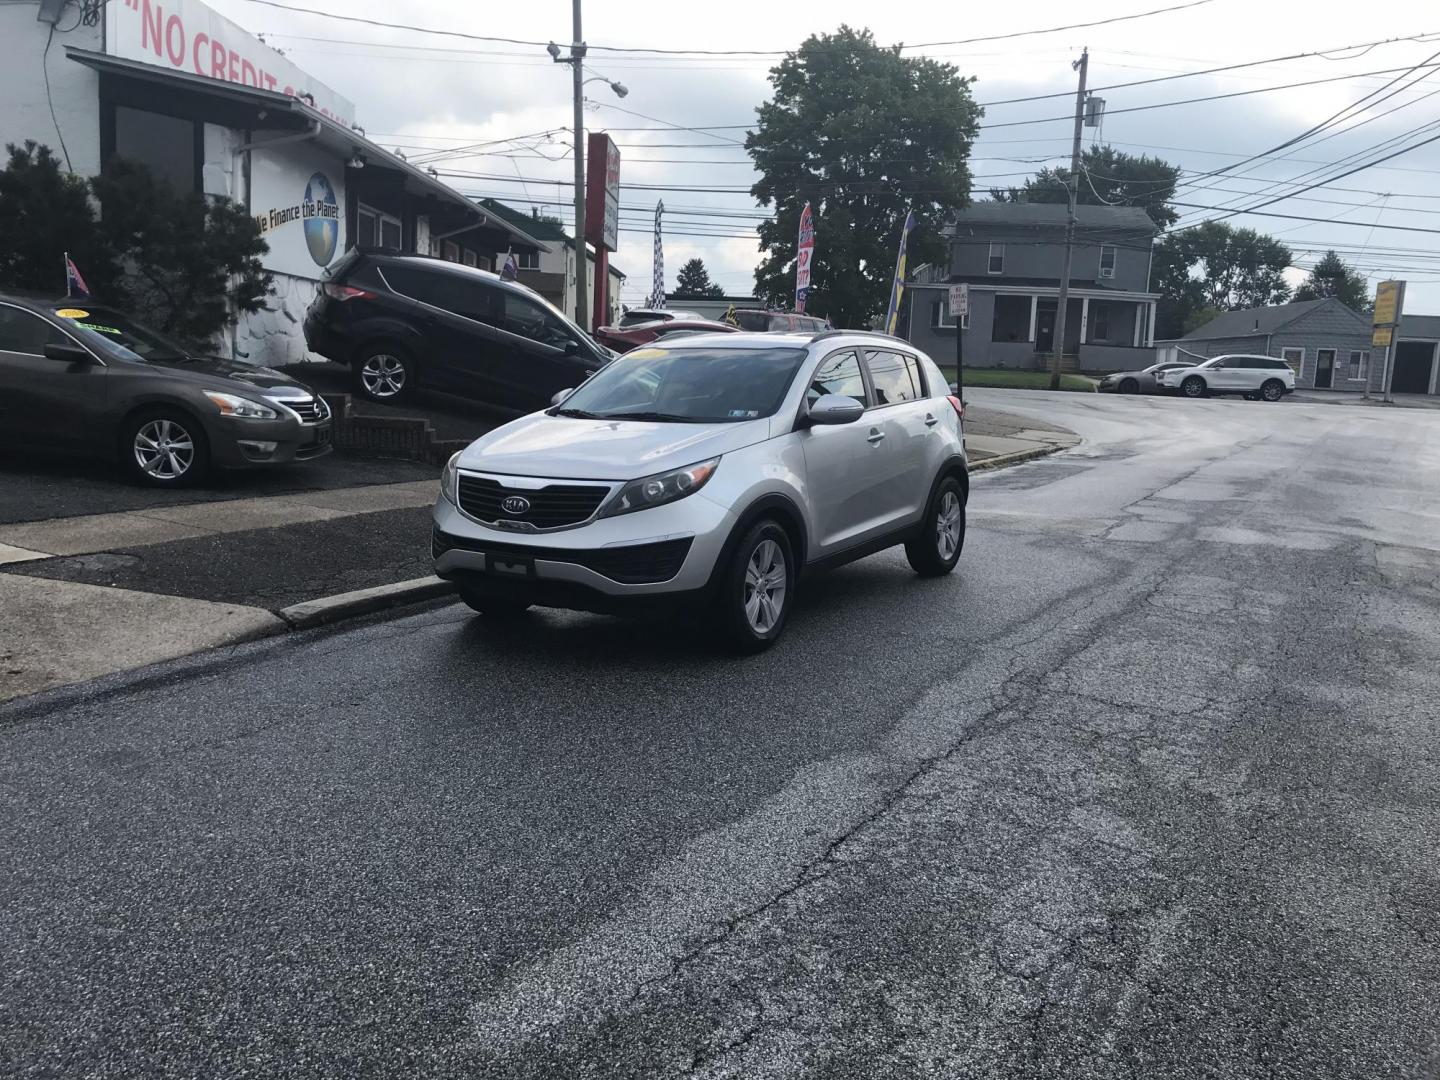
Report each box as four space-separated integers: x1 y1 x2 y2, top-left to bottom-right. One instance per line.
355 344 415 404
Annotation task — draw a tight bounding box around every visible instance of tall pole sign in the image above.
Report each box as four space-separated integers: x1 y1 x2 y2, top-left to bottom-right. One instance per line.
949 283 969 397
1372 279 1405 402
795 201 814 313
586 132 620 330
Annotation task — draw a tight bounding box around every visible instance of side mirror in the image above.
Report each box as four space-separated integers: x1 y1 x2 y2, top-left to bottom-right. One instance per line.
805 394 865 426
551 388 574 406
44 342 93 364
564 339 582 356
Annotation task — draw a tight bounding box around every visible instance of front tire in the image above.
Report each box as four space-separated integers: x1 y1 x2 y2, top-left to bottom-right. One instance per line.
906 476 966 576
456 586 531 619
1181 375 1207 398
355 344 415 404
121 410 209 487
716 520 793 653
1119 377 1139 395
1261 379 1285 402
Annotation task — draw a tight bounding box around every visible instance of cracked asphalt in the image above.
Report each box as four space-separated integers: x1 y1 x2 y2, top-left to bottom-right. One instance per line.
4 389 1440 1079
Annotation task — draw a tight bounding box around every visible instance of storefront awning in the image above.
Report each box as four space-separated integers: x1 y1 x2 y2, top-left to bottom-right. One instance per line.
65 47 553 252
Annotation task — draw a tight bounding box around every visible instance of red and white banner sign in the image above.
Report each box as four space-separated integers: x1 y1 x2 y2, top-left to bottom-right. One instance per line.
106 0 356 126
795 201 814 312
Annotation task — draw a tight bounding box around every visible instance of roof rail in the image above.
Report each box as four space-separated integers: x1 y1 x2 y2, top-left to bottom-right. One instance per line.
809 328 912 345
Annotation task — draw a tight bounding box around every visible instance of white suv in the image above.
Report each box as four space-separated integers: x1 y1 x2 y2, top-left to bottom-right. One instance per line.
1157 354 1296 401
432 331 968 651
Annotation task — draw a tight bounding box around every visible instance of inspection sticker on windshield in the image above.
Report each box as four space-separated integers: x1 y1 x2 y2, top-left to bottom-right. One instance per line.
729 409 759 418
55 308 89 319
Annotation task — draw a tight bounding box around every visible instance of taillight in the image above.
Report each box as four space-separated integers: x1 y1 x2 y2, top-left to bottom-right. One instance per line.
947 395 965 420
323 283 374 301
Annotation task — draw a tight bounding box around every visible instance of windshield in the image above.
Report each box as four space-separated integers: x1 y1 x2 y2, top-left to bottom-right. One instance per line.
51 306 189 362
555 345 808 423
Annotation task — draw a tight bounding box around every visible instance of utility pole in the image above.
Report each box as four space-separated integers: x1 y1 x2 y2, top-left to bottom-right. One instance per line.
569 0 588 331
1049 48 1088 391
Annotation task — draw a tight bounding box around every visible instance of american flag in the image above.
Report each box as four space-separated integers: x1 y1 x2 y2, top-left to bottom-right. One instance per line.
648 200 666 309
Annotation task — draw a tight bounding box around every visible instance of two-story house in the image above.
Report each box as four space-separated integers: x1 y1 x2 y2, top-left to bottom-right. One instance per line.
905 203 1161 372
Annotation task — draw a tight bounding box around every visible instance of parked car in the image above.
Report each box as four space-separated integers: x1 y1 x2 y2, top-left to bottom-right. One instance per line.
1155 354 1297 401
615 308 703 328
304 251 612 410
432 330 968 652
596 318 739 353
0 292 332 486
1097 362 1198 395
728 309 832 333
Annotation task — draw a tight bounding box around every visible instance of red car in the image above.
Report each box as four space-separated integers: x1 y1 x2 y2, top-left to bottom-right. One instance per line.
596 318 740 353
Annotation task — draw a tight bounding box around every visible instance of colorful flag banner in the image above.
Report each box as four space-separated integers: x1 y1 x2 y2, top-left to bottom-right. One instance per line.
883 210 916 336
649 200 666 309
795 201 814 313
500 248 518 280
65 253 90 299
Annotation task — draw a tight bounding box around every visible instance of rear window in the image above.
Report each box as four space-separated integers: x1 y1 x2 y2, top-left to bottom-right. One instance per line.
864 349 923 405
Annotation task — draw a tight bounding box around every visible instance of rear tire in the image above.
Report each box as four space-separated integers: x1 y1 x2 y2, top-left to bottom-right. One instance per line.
1261 379 1285 402
456 587 531 619
906 476 966 576
121 409 210 488
355 343 415 404
715 519 793 654
1181 375 1207 398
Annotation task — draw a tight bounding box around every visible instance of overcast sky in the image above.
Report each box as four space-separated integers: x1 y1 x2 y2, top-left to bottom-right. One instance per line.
211 0 1440 313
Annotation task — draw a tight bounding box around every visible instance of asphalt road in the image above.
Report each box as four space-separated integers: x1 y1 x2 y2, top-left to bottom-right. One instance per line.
4 390 1440 1079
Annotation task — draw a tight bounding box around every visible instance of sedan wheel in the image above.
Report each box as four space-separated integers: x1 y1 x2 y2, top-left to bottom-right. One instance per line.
123 412 208 487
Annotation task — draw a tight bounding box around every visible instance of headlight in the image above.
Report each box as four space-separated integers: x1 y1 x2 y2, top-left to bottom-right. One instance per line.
203 391 279 419
441 452 460 505
599 458 719 518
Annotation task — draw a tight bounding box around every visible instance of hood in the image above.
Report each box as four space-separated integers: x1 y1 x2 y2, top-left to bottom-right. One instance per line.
145 357 317 396
459 412 773 480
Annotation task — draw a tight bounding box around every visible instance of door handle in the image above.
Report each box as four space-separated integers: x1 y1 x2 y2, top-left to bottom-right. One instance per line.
924 413 938 427
867 429 886 444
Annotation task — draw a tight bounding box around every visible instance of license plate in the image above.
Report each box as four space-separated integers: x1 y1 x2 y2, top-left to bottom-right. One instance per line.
307 426 332 446
486 554 535 578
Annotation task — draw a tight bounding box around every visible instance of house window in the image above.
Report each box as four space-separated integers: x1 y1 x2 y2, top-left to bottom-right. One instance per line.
1099 245 1117 279
1349 350 1369 380
987 243 1005 275
1281 347 1303 374
1091 301 1110 341
358 204 402 250
442 240 460 262
462 249 478 267
930 297 969 330
518 250 541 270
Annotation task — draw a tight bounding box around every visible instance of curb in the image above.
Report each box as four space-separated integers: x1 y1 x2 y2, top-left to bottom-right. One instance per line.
968 442 1069 472
276 576 458 630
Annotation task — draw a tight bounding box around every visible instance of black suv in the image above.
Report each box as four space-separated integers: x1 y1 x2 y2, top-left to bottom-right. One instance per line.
304 252 611 409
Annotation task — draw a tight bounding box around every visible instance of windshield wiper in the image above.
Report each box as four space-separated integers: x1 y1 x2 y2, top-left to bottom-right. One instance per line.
550 407 602 419
596 411 704 423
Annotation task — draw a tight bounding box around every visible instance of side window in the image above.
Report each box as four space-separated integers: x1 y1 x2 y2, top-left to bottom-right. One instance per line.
808 350 867 406
864 349 921 405
499 291 574 349
0 306 67 355
381 266 492 322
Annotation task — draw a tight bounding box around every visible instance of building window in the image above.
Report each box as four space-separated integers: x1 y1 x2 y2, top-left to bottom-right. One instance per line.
987 243 1005 275
1349 350 1369 380
358 204 402 250
114 106 198 194
462 249 478 267
1091 301 1110 341
930 297 969 330
991 295 1031 342
1281 347 1303 374
518 249 541 270
1099 245 1117 279
442 240 460 262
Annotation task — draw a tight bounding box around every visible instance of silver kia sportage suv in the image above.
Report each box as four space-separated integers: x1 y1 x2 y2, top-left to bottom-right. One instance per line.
432 330 968 651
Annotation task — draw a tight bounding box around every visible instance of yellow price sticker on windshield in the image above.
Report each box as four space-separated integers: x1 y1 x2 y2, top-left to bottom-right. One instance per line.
626 348 668 360
55 308 89 319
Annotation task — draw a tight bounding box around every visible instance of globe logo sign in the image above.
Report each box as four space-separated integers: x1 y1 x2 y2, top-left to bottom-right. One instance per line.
302 172 340 266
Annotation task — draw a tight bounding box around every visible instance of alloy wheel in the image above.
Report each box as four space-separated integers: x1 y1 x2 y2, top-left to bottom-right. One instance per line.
935 490 963 561
361 354 407 398
133 418 195 481
743 538 788 635
1263 381 1283 401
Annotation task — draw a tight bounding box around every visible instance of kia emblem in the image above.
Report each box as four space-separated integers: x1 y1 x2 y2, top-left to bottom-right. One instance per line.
500 495 531 515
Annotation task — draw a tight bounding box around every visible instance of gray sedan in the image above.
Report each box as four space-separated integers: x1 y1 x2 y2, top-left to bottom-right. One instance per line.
1097 362 1195 394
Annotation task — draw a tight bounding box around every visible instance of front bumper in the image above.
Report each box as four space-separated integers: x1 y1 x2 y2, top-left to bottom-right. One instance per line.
431 489 737 606
208 415 334 468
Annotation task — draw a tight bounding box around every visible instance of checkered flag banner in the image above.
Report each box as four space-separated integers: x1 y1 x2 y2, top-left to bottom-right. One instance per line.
649 200 666 309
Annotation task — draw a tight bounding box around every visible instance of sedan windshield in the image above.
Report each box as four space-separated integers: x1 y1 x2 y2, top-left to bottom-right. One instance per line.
556 345 808 423
51 306 189 362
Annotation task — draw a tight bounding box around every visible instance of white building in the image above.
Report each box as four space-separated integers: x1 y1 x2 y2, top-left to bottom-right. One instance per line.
2 0 552 366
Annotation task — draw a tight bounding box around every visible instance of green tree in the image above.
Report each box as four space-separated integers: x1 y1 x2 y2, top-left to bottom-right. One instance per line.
673 257 725 298
990 145 1182 229
0 142 120 298
1293 249 1370 312
747 26 981 328
1152 221 1292 338
92 157 272 350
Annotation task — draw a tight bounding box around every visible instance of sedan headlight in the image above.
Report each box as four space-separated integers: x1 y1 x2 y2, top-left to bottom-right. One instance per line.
599 458 719 518
441 452 460 505
203 391 279 420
